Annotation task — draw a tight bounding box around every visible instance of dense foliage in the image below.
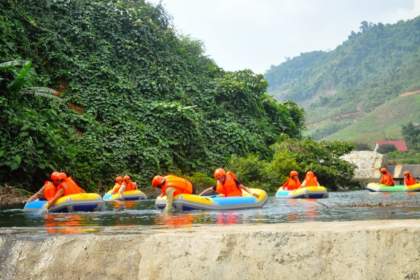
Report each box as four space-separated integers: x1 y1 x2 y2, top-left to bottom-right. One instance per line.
265 17 420 141
0 0 305 191
402 122 420 151
227 137 356 192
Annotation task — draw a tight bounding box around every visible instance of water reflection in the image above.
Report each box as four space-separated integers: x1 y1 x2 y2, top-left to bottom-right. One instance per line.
2 191 420 234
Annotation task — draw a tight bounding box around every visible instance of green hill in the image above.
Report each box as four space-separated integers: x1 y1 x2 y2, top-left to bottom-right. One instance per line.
265 17 420 142
0 0 303 190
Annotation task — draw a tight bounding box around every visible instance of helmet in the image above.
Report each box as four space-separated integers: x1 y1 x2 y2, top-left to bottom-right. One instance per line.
290 170 298 177
115 176 123 183
50 171 61 181
57 172 67 181
123 175 131 181
380 168 387 174
214 168 226 179
152 175 165 188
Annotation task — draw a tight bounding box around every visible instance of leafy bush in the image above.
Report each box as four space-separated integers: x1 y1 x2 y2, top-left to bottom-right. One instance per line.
228 137 356 192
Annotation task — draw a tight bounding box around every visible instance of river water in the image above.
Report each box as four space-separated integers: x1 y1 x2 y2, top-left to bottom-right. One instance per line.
1 191 420 235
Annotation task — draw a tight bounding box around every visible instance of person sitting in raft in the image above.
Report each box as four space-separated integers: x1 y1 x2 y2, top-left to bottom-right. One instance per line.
403 171 417 186
379 167 394 186
301 171 320 187
282 170 301 190
200 168 254 197
152 175 193 212
118 175 138 198
46 172 86 209
26 171 60 203
110 176 124 194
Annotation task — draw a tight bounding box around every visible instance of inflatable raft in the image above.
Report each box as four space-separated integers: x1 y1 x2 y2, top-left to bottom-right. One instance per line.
103 189 147 202
24 193 103 213
275 186 328 199
155 188 268 211
366 183 420 192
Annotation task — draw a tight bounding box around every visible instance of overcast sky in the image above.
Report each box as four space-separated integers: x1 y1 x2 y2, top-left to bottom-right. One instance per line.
147 0 420 73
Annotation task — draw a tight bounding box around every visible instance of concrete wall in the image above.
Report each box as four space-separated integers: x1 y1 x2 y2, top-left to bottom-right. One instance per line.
1 220 420 280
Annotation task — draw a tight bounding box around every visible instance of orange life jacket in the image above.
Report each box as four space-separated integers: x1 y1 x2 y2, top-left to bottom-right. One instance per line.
304 173 319 187
160 175 193 197
283 177 301 190
216 171 242 197
58 177 86 196
380 173 394 186
404 174 417 186
125 181 137 191
43 181 56 201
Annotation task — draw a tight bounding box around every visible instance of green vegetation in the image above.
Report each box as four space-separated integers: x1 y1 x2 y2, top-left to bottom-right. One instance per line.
327 94 420 142
227 137 356 192
0 0 357 194
402 122 420 151
0 0 305 192
265 17 420 143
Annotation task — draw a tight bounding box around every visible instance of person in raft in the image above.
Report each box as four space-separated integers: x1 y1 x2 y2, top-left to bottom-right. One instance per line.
110 176 124 194
403 171 417 186
301 171 320 187
152 175 193 212
27 171 61 203
282 170 301 190
119 175 138 193
46 172 86 209
200 168 254 197
379 167 394 186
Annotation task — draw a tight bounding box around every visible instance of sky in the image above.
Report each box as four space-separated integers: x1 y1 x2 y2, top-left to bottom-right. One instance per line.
147 0 420 73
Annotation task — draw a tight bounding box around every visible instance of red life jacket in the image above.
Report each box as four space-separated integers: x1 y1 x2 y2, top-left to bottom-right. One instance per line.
125 181 137 191
160 175 193 197
57 177 85 195
283 177 301 190
43 181 56 201
216 172 242 197
380 173 394 186
404 174 417 186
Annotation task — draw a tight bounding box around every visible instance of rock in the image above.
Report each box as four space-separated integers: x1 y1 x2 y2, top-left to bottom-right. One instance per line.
340 151 385 180
1 220 420 279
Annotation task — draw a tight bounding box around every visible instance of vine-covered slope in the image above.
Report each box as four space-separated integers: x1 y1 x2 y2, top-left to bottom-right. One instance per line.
0 0 303 191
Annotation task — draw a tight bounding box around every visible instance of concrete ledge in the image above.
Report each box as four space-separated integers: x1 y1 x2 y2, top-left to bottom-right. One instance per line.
1 220 420 280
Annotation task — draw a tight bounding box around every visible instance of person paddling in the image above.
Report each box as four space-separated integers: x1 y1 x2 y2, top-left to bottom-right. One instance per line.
26 171 60 203
282 170 301 190
152 175 193 212
379 167 394 186
46 172 86 209
301 171 320 187
403 171 417 186
110 176 124 194
200 168 254 197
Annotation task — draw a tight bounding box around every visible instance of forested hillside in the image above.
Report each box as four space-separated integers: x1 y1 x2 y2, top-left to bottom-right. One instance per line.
0 0 304 191
265 17 420 142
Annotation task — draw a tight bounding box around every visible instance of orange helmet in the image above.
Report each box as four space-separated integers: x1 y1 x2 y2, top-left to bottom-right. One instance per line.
50 171 61 181
380 168 387 174
214 168 226 179
123 175 131 182
152 175 165 188
57 172 67 181
115 176 123 183
290 170 298 177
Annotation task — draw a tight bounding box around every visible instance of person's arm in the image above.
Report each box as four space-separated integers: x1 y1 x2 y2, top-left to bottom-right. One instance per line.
239 184 258 197
46 188 64 209
118 183 127 198
164 187 175 213
301 180 307 187
199 186 215 196
27 187 44 202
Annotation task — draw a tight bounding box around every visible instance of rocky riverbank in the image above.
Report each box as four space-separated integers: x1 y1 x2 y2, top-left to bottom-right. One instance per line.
0 186 29 209
1 220 420 279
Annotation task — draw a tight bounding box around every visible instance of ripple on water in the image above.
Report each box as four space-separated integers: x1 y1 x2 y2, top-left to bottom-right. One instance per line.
1 191 420 235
